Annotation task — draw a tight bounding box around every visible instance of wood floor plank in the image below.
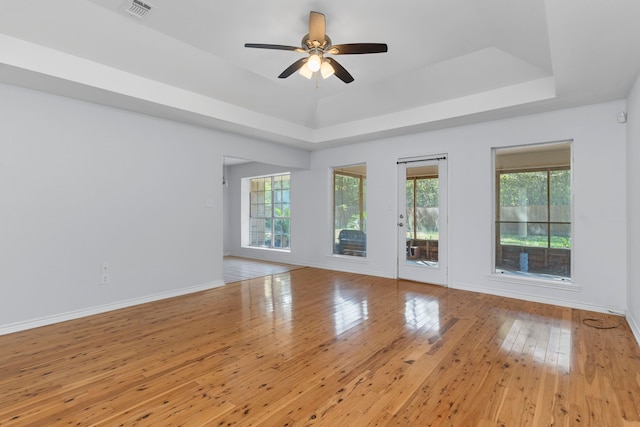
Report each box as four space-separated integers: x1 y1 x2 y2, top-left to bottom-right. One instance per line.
0 267 639 426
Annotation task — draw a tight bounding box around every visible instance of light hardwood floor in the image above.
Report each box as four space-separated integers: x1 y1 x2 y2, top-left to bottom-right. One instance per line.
1 267 639 426
223 256 302 283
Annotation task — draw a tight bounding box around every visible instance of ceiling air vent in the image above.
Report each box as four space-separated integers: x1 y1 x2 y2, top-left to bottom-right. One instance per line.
123 0 153 19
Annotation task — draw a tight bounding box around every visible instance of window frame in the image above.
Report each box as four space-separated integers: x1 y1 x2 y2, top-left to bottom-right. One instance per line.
248 173 290 250
491 142 574 284
332 165 367 257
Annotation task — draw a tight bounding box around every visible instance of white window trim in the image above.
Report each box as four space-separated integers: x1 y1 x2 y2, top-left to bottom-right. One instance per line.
491 141 574 289
488 271 579 291
240 173 291 252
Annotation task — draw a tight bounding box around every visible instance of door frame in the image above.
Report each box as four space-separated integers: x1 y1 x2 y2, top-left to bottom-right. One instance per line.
396 155 450 286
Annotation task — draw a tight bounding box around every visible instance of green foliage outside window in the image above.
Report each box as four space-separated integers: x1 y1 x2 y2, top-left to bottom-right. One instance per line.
498 169 571 249
406 177 439 240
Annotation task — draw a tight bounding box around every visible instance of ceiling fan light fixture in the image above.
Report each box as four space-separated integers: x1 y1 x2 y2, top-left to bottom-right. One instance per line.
307 54 321 72
244 11 387 84
320 61 334 79
299 65 313 79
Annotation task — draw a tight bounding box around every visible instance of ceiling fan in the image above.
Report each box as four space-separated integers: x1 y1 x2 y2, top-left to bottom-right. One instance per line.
244 11 388 84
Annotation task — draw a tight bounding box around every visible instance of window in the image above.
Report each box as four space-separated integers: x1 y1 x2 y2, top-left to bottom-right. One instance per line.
494 142 571 279
249 173 290 249
333 164 366 256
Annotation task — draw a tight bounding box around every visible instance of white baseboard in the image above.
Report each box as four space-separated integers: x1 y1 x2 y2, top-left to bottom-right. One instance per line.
627 310 640 347
452 281 626 315
0 280 225 336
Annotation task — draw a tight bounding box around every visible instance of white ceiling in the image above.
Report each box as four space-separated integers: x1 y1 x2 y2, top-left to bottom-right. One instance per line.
1 0 639 149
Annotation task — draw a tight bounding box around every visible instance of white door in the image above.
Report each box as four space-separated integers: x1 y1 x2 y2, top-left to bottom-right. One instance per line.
398 157 448 285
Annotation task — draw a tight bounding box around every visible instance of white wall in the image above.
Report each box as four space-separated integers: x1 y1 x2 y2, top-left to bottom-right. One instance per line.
0 83 309 333
627 74 640 342
249 100 627 313
2 79 632 334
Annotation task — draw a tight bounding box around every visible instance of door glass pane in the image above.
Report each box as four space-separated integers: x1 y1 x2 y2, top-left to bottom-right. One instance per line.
405 180 415 240
406 165 439 266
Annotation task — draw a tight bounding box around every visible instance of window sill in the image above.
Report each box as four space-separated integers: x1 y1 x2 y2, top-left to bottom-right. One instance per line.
489 270 579 291
242 246 291 253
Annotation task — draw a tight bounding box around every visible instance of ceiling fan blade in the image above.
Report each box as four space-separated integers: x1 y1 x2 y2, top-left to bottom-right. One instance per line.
327 43 388 55
244 43 305 52
324 58 354 83
278 57 308 78
309 11 326 45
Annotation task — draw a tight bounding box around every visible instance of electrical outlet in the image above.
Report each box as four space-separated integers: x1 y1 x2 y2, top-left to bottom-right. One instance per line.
101 273 110 285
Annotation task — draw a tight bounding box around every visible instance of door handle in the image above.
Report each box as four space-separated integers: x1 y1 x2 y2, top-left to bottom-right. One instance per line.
398 222 404 227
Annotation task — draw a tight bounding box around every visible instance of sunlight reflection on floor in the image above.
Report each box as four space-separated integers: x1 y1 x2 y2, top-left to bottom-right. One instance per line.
404 293 440 331
499 313 571 372
333 292 369 335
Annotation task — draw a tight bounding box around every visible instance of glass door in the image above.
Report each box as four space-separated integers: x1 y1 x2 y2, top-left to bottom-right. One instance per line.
398 157 448 285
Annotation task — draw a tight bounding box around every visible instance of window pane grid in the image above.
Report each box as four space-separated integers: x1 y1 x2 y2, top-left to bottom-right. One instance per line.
249 174 290 249
494 143 571 279
497 168 570 250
